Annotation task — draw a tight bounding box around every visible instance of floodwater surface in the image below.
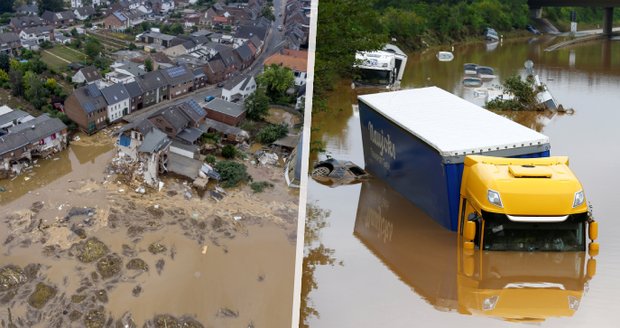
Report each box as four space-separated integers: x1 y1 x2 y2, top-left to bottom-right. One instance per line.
0 131 297 327
303 36 620 328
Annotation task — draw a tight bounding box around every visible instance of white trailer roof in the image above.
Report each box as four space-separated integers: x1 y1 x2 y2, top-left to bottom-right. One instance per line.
358 87 550 158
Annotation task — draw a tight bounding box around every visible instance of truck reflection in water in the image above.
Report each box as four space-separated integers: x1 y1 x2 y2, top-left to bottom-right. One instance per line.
353 179 597 322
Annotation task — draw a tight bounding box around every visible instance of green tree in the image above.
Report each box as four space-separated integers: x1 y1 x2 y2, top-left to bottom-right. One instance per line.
380 8 426 50
30 58 48 74
214 161 250 188
24 72 50 110
144 57 153 72
85 38 103 60
221 144 237 159
257 64 295 101
486 75 541 111
37 0 64 14
313 0 386 109
140 22 150 32
256 124 288 144
244 88 270 120
0 69 9 85
167 23 184 35
0 53 9 72
9 69 24 96
0 0 15 14
261 6 275 21
39 40 53 49
71 38 82 49
20 49 34 60
44 78 57 92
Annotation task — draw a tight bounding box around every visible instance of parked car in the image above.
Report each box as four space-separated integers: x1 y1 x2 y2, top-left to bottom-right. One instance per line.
526 24 542 35
204 95 215 102
277 25 283 31
216 82 224 88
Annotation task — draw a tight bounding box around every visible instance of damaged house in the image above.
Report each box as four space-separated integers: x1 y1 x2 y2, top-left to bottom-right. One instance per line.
115 99 211 185
0 114 68 176
117 119 171 187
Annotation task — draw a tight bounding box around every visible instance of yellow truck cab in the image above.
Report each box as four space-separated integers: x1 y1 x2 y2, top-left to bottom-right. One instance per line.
458 155 599 253
354 178 597 322
457 250 595 321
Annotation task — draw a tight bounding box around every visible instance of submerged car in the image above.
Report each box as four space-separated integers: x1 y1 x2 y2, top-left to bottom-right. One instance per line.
483 27 499 41
527 24 542 35
311 158 370 187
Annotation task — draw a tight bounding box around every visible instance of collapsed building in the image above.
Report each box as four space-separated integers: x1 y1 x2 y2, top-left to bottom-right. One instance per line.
0 111 68 177
115 99 247 188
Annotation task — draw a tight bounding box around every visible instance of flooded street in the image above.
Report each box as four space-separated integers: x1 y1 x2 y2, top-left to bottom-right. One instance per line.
1 131 297 327
304 36 620 328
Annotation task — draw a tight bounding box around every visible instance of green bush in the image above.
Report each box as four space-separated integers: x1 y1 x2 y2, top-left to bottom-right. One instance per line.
201 132 220 144
256 124 288 144
221 144 237 159
486 75 542 111
250 181 274 193
214 161 250 188
205 154 216 164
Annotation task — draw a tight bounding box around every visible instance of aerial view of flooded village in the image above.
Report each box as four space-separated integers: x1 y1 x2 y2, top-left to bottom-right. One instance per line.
304 1 619 328
0 0 310 327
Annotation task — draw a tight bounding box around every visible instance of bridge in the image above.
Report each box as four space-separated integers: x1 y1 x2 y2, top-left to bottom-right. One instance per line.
528 0 620 36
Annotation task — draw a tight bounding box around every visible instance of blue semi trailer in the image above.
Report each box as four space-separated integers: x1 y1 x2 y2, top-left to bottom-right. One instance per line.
358 87 551 231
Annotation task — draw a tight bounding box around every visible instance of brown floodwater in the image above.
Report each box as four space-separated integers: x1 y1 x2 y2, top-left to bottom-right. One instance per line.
0 132 296 327
303 36 620 328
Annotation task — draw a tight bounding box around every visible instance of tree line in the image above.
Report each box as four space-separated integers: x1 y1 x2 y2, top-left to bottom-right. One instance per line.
313 0 619 110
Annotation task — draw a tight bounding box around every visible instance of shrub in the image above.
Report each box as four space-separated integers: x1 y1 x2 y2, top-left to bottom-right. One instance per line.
205 154 216 164
250 181 274 193
214 161 250 188
221 144 237 159
256 124 288 144
201 132 220 144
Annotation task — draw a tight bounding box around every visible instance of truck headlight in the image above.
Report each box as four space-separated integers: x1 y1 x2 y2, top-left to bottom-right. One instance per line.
573 190 584 208
487 190 503 208
482 295 499 311
568 296 580 311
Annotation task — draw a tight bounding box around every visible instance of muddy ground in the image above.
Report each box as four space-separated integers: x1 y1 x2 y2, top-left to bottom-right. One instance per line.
0 130 298 327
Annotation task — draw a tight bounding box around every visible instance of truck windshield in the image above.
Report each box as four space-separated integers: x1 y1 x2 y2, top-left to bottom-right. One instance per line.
482 212 587 252
356 69 392 86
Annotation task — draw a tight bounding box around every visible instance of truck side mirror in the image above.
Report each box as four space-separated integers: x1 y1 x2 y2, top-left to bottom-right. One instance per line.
464 220 476 244
589 221 598 241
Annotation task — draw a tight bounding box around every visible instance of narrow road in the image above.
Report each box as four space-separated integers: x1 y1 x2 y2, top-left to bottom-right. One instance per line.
557 26 620 37
123 85 221 123
124 2 289 123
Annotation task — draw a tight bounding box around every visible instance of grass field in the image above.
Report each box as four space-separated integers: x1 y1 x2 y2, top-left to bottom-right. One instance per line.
40 45 88 71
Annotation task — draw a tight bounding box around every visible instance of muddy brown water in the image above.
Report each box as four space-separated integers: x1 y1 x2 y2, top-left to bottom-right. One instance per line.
304 37 620 328
0 132 296 327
